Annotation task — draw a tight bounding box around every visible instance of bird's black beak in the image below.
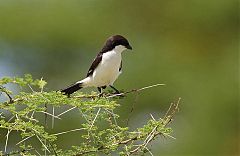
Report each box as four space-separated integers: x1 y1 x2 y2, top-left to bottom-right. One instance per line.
126 44 132 50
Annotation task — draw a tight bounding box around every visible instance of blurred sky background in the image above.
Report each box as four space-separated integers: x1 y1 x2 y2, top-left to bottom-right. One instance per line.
0 0 239 155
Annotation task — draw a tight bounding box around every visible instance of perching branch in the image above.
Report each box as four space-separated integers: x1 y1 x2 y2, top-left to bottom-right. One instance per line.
74 83 165 99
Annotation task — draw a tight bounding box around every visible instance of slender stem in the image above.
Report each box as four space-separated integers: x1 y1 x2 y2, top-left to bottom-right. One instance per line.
52 128 87 136
52 106 55 129
4 129 11 153
57 106 77 117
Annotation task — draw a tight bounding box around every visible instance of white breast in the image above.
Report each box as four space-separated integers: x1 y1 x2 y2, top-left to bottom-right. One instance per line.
91 50 122 87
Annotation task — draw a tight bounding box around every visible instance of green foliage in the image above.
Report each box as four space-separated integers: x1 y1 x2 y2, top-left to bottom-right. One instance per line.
0 75 178 155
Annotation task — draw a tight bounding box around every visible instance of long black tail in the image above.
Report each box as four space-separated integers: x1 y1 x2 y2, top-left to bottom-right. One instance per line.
60 82 82 96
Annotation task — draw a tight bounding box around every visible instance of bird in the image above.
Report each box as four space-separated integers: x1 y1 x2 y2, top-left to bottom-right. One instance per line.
60 35 132 96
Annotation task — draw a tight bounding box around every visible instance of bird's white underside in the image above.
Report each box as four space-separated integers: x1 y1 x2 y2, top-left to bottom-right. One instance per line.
77 45 126 87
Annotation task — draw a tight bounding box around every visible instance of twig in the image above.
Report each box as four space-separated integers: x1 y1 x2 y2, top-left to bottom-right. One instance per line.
57 106 77 117
7 115 15 122
4 129 11 153
40 77 44 93
49 142 58 156
28 84 35 92
124 145 130 156
44 103 48 129
52 128 87 136
106 83 165 98
16 135 35 145
127 92 139 126
143 126 157 148
104 109 118 126
79 109 91 124
30 111 35 118
52 106 55 129
1 97 22 105
111 110 118 126
163 133 176 139
40 111 61 119
15 114 19 120
150 113 156 121
44 139 47 156
36 135 50 153
163 97 181 125
145 147 154 156
4 121 17 153
89 108 101 130
129 127 157 154
35 149 41 156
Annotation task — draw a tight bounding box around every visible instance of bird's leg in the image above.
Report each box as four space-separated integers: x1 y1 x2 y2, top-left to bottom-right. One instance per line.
97 87 104 97
97 87 102 93
109 85 121 94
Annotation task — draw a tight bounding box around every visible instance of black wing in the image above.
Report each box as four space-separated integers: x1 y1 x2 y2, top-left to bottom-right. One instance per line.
86 53 102 77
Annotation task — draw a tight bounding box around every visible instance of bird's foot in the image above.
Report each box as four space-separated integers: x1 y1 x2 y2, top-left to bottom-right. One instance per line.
98 92 107 97
109 85 125 97
113 91 125 98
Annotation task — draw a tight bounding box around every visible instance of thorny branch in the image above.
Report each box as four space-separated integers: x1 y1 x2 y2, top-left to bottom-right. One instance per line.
1 82 179 156
74 98 180 156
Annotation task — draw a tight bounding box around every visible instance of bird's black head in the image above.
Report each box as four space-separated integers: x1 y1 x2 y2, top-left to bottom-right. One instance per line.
101 35 132 53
